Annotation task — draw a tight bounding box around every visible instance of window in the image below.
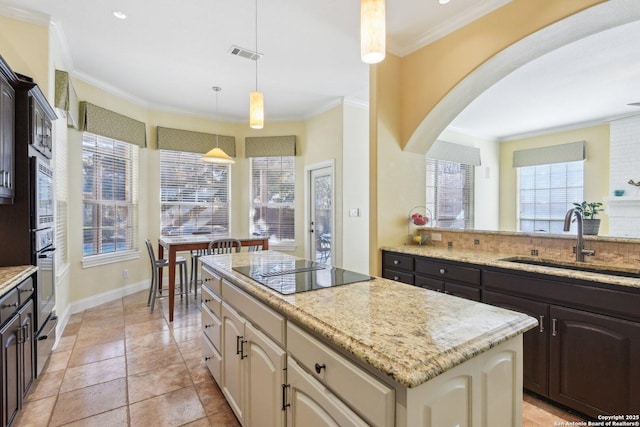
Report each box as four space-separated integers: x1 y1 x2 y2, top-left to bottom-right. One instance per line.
82 133 138 257
250 156 295 244
426 159 474 229
518 160 584 233
160 150 230 236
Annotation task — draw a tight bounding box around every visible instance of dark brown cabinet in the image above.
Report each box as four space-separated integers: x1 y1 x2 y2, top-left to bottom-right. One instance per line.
416 256 482 300
0 275 35 427
0 59 16 204
1 298 33 427
381 252 414 285
482 290 549 396
549 305 640 417
382 251 482 302
383 249 640 419
483 267 640 419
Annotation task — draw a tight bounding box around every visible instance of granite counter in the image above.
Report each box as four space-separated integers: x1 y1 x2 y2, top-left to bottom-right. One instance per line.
381 245 640 290
200 250 537 388
0 265 37 296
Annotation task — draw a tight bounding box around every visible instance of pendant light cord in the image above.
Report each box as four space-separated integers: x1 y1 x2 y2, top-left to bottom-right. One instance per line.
255 0 258 91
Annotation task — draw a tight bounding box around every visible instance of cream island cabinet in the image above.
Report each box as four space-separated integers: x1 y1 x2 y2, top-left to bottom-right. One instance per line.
199 251 537 427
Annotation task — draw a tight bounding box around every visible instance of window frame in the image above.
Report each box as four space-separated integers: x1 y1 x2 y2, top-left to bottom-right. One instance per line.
425 158 475 229
517 160 584 234
249 156 296 249
159 149 233 238
81 132 139 267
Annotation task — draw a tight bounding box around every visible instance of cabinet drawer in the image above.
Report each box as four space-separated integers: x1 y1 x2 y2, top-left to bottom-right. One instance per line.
445 282 481 301
222 279 285 347
0 288 19 324
383 252 414 272
287 322 395 427
17 277 34 305
416 258 481 286
484 269 640 322
201 284 222 318
201 267 222 296
202 305 222 352
415 275 444 291
202 334 222 385
382 268 414 285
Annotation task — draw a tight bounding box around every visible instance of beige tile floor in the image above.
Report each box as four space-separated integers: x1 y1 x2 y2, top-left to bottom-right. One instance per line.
15 289 588 426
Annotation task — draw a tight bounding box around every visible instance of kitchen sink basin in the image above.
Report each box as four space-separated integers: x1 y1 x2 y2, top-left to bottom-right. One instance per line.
499 257 640 279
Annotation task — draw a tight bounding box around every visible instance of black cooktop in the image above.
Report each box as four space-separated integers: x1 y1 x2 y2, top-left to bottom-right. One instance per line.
232 260 372 295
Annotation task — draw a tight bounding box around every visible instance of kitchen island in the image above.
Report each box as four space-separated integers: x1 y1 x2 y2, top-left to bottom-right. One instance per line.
199 250 537 427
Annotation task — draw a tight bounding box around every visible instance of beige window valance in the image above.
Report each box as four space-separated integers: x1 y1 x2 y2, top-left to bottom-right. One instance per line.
427 140 481 166
513 141 586 167
54 70 79 129
157 127 236 156
79 102 147 148
245 135 296 157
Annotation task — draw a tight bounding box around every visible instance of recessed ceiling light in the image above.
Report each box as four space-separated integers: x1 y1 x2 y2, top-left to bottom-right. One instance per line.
439 0 450 4
113 11 127 20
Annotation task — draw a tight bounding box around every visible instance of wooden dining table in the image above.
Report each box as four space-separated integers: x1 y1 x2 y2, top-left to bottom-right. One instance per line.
158 235 269 321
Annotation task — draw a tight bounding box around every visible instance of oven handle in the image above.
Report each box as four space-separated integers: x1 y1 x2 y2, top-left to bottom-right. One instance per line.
38 316 58 340
38 247 57 257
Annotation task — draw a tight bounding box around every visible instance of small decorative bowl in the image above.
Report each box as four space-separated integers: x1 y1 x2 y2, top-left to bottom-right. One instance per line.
614 189 625 196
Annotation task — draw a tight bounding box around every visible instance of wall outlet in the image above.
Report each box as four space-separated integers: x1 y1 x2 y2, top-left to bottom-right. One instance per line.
431 233 442 241
123 269 129 279
349 208 360 217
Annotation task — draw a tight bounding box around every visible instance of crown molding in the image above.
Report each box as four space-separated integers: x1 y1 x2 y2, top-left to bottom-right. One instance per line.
0 4 50 26
388 0 512 57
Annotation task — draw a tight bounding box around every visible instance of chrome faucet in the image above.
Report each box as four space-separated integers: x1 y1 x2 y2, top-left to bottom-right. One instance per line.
563 208 595 262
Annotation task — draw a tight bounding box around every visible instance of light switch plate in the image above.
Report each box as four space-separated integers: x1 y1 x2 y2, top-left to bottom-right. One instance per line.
349 208 360 217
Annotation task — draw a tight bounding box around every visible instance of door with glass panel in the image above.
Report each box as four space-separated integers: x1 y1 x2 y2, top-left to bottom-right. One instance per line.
309 166 333 265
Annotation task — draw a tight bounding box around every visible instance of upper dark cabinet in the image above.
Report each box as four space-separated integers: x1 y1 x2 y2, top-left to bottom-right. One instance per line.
0 57 17 204
16 73 56 159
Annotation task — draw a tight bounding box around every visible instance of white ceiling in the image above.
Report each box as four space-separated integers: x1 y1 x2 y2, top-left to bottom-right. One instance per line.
1 0 638 140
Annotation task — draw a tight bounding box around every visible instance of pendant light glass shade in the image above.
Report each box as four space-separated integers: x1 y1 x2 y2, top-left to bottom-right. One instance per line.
250 90 264 129
200 147 235 164
200 86 235 164
361 0 386 64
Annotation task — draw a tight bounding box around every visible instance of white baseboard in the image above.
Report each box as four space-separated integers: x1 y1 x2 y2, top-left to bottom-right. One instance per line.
54 280 148 349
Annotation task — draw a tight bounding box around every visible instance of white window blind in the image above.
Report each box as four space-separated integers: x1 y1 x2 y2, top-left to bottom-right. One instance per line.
82 133 138 257
160 150 230 237
518 160 584 234
426 158 474 229
54 119 68 268
250 157 295 244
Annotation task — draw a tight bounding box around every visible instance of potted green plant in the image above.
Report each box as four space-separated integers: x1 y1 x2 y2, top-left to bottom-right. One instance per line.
572 201 604 235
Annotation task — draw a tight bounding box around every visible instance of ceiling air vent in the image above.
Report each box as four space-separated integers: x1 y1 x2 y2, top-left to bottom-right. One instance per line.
228 45 263 61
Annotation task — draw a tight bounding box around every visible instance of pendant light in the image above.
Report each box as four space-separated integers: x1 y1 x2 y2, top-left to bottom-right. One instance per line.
249 0 264 129
360 0 386 64
200 87 235 164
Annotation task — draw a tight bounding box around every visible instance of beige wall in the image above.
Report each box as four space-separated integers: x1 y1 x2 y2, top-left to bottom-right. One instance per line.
342 102 369 274
399 0 605 146
499 124 610 234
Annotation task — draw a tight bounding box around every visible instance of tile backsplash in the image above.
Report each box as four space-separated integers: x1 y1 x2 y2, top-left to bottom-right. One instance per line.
416 228 640 267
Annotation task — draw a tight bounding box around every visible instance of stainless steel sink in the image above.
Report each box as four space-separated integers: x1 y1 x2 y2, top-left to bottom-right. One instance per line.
499 257 640 279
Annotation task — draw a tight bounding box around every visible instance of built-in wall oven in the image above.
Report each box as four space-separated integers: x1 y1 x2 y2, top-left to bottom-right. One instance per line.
30 156 57 376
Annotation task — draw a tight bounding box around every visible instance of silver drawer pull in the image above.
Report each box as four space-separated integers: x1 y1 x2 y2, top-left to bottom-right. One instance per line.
539 315 544 333
19 288 34 293
552 318 558 337
2 302 19 308
439 268 446 274
315 363 326 374
393 276 399 281
393 260 400 265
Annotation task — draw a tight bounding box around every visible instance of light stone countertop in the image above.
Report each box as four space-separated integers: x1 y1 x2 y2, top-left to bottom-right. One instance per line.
200 251 537 388
0 265 38 297
382 245 640 290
